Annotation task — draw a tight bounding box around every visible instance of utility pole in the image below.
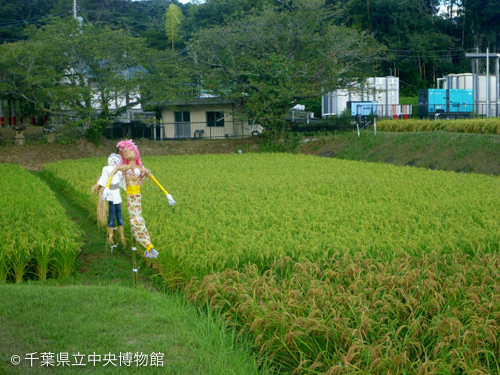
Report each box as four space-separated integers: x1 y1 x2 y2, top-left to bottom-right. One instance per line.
486 48 489 118
73 0 77 19
367 0 370 32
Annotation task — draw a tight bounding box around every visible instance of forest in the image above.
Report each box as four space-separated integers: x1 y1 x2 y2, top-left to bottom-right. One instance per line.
0 0 499 137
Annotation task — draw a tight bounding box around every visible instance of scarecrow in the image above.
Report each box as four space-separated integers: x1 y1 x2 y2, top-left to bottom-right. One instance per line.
92 153 127 248
101 140 175 259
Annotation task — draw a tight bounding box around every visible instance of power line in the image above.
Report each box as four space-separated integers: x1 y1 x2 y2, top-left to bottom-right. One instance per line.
82 8 201 32
387 48 476 53
0 12 70 28
391 54 470 58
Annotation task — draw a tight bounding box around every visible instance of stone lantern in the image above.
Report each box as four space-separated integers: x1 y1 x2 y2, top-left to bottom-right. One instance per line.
13 124 26 146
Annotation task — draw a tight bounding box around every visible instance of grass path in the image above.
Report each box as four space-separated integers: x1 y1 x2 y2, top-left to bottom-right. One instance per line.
0 170 269 375
35 170 152 288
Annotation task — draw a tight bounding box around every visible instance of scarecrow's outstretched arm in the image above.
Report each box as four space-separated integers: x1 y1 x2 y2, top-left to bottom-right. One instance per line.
101 166 121 201
151 174 176 206
105 166 121 188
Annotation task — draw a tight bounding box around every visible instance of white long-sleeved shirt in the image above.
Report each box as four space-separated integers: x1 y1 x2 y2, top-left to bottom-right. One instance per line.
98 166 126 204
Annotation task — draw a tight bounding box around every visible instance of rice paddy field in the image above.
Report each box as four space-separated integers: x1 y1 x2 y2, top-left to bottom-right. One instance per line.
377 118 500 135
44 154 500 374
0 164 82 283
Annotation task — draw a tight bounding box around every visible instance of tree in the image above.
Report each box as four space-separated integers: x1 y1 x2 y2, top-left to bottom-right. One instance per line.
460 0 500 50
339 0 457 94
190 0 384 136
0 18 170 141
183 0 274 28
0 0 60 43
165 3 185 50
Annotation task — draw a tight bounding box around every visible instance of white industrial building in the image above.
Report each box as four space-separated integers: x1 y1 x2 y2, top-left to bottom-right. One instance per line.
322 76 401 119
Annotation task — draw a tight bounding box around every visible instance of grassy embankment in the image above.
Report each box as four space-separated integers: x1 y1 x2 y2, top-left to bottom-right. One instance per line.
1 124 499 176
0 285 268 375
297 129 500 175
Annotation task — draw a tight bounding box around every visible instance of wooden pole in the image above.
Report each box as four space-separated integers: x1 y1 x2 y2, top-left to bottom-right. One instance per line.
132 237 138 289
0 98 3 127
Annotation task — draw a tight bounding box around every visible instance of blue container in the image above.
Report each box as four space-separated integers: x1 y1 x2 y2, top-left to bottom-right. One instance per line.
348 101 378 117
428 89 447 112
448 89 473 112
419 89 473 118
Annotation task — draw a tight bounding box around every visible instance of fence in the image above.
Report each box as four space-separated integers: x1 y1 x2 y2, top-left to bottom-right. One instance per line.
392 104 500 119
340 104 415 119
465 103 500 118
111 118 375 140
288 117 359 133
158 121 256 140
322 103 500 120
9 103 499 144
102 122 153 140
417 103 500 119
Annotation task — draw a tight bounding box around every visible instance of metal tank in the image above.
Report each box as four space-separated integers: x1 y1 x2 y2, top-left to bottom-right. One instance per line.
441 73 499 116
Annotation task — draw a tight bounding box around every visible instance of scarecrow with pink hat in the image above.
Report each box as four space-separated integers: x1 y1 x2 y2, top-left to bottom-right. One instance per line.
102 140 176 259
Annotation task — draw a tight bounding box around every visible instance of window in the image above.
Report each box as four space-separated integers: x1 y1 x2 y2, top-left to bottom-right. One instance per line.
206 111 224 127
174 111 190 123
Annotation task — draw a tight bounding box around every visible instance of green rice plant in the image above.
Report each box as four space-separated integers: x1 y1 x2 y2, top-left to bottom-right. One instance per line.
45 154 500 282
0 164 82 282
44 154 500 373
33 238 55 281
9 236 33 284
53 235 81 278
0 240 12 283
